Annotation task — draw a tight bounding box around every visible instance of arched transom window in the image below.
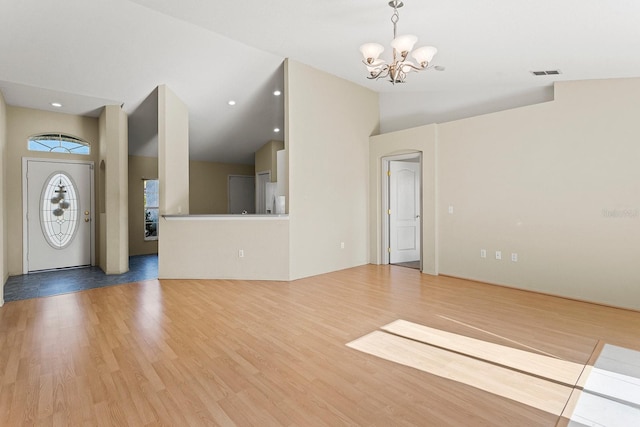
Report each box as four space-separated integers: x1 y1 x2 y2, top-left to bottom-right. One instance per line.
28 133 91 155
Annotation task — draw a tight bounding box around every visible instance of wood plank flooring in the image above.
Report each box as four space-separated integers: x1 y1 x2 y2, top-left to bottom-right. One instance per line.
1 265 640 426
347 331 574 416
380 319 585 385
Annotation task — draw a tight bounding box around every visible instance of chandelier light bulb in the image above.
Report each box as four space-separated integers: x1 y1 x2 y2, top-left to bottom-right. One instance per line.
390 35 418 56
412 46 438 66
359 43 385 64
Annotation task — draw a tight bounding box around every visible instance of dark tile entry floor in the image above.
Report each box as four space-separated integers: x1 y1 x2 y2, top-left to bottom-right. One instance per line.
3 254 158 303
392 260 421 270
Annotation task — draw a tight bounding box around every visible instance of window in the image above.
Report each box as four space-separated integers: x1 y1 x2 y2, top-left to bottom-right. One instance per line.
28 133 91 155
144 179 159 241
41 172 80 249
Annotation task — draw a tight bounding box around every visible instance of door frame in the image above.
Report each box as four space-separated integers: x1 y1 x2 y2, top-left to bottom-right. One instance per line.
381 152 422 268
22 157 96 273
255 170 271 214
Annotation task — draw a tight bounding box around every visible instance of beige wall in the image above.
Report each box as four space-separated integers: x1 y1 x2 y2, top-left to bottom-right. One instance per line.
437 78 640 310
128 155 158 256
6 107 99 275
0 91 7 299
189 160 255 214
255 140 284 182
159 217 289 280
287 59 379 280
158 85 189 216
369 125 438 274
128 155 255 255
98 106 129 274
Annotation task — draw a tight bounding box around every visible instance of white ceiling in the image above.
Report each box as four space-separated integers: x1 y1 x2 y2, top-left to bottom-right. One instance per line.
2 0 640 163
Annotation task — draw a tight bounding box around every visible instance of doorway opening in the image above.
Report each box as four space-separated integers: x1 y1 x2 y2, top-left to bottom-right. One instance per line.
228 175 255 214
381 153 422 270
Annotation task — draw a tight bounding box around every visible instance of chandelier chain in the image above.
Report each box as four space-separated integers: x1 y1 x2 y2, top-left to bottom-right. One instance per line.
391 7 399 39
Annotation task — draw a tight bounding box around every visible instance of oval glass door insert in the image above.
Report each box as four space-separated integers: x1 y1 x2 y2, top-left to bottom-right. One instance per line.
40 172 80 249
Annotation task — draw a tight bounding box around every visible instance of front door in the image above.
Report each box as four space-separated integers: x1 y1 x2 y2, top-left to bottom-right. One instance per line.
389 160 421 264
24 159 93 272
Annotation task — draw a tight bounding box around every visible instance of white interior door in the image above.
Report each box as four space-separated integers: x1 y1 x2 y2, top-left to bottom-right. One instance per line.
24 159 93 272
228 175 255 214
389 160 421 264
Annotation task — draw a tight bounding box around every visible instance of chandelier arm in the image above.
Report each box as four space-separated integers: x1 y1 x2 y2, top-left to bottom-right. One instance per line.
406 63 436 72
403 62 432 72
365 64 391 81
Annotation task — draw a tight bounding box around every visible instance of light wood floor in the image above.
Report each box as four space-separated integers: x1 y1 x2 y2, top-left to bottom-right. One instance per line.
1 265 639 426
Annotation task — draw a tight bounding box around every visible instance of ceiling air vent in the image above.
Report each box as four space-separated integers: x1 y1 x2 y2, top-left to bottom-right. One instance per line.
531 70 562 76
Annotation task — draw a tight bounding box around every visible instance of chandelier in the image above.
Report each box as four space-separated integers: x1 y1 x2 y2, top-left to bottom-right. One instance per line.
360 1 438 84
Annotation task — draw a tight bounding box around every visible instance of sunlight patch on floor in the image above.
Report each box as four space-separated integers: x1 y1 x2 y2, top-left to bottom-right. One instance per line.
347 320 640 425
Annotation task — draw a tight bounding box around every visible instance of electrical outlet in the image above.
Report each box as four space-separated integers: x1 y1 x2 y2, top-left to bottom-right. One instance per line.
238 249 244 258
511 253 518 262
448 205 454 214
495 251 502 260
480 249 487 258
340 242 345 249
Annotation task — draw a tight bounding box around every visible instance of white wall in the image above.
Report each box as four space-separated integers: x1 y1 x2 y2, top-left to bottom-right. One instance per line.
0 91 7 302
158 62 379 282
437 78 640 310
157 85 190 279
286 60 379 280
380 86 554 133
156 84 291 280
160 217 290 280
369 125 438 274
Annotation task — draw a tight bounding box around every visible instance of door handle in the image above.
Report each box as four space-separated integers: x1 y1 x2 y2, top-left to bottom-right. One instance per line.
84 218 90 222
415 215 420 218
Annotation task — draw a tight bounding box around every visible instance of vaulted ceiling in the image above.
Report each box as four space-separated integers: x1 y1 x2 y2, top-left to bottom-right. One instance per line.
2 0 639 163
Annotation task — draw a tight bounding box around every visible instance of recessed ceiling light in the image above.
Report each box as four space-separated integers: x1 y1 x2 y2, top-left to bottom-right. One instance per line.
51 102 63 108
273 90 281 96
227 100 236 106
274 128 280 133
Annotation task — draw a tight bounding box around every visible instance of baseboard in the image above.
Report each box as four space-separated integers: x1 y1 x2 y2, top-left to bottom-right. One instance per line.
440 273 640 314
